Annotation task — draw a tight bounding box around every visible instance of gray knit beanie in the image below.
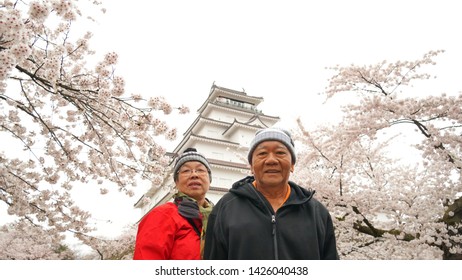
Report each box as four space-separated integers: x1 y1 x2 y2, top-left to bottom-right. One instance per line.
247 128 296 164
173 148 212 182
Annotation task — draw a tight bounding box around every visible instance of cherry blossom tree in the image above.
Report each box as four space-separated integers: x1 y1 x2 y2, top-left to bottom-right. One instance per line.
0 219 76 259
78 225 136 260
292 50 462 259
1 0 187 258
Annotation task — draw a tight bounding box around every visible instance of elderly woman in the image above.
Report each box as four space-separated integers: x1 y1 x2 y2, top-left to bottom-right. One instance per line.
133 148 213 259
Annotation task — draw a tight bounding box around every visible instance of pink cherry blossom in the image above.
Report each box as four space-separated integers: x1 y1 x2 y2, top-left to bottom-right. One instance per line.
0 0 186 259
293 50 461 260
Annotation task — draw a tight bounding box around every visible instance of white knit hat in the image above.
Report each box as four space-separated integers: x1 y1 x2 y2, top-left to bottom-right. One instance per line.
173 148 212 182
247 128 296 164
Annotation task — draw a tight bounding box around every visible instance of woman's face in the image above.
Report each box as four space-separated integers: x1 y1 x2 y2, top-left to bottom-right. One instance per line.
175 161 210 202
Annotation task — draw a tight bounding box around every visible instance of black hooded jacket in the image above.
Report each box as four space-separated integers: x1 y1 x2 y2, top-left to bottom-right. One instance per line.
203 176 339 260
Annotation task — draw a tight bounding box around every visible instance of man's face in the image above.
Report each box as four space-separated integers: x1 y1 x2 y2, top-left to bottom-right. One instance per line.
175 161 210 201
250 140 294 188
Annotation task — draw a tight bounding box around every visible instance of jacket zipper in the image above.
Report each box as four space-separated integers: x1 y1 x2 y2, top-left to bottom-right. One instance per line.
248 183 280 260
271 214 279 260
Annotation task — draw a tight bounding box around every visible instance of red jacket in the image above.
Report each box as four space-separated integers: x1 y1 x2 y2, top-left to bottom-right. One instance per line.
133 202 202 260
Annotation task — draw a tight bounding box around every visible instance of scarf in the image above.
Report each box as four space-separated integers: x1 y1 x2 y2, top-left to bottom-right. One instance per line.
173 192 213 259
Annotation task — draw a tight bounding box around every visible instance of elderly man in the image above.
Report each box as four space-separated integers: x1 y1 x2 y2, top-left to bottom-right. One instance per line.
204 128 339 259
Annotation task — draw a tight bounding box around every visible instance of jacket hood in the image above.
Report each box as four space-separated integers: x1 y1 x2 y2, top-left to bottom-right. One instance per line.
230 176 316 207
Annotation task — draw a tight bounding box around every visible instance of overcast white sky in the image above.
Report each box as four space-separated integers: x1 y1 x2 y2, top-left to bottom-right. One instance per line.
4 0 462 251
90 0 462 123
